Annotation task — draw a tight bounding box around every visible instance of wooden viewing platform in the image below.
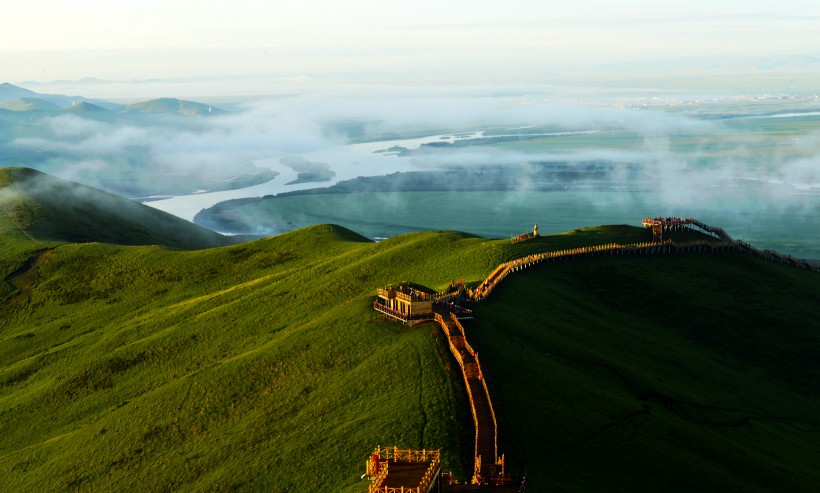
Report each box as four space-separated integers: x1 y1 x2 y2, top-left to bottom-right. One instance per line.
374 283 473 323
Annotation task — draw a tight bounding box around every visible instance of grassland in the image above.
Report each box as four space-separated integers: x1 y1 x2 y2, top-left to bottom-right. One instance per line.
3 168 819 491
5 171 632 490
0 226 483 491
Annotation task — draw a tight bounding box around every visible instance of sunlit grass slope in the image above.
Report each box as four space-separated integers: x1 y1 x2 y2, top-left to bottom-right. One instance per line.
470 253 820 492
3 206 652 490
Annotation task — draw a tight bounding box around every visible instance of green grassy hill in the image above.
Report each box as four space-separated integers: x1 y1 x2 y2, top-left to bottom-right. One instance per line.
0 167 236 252
2 170 819 491
0 224 518 491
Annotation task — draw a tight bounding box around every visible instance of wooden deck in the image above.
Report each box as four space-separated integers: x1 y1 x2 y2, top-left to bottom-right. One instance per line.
382 461 433 489
366 447 442 493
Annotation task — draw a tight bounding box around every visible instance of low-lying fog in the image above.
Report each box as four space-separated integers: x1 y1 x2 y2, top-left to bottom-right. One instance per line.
8 90 820 257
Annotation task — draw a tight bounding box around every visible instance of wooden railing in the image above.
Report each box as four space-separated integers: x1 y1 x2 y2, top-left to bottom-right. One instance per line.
368 461 390 493
683 218 733 242
734 240 820 273
451 314 478 360
367 447 441 493
373 301 434 322
434 314 480 478
477 352 499 464
469 236 776 302
435 313 466 369
372 446 440 463
472 217 819 305
433 299 473 318
471 242 641 301
417 455 441 493
433 286 463 303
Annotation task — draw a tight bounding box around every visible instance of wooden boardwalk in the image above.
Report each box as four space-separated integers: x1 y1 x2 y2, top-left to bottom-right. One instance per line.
435 311 503 484
471 217 819 302
369 216 817 491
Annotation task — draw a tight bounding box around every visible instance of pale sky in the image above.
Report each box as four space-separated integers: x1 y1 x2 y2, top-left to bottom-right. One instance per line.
3 0 820 90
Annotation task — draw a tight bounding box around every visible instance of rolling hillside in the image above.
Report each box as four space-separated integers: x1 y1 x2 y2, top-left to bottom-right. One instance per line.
0 167 236 251
1 169 819 491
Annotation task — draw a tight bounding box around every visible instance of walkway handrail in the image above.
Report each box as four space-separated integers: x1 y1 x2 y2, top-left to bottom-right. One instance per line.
368 461 390 493
372 446 440 463
468 228 795 302
418 454 441 493
451 315 477 358
374 301 434 322
472 221 817 306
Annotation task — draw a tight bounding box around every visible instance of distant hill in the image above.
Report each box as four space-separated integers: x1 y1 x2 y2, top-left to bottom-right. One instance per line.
0 83 222 116
0 167 236 250
122 97 225 116
0 82 40 102
0 82 122 111
0 97 62 112
62 101 110 113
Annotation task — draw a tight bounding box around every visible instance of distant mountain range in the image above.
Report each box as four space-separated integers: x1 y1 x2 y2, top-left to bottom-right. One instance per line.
0 83 225 116
0 82 123 111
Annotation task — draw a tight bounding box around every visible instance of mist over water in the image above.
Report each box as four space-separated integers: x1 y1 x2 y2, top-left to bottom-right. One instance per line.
146 92 818 259
6 88 819 258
